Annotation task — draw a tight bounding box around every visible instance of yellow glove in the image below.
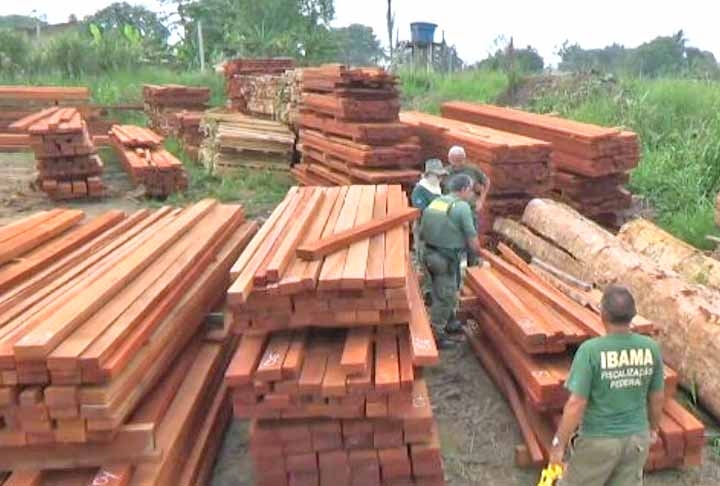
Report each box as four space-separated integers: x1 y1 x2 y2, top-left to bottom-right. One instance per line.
537 464 563 486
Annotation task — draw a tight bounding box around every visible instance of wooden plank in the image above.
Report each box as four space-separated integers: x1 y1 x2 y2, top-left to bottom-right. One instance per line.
383 185 407 287
339 185 377 289
278 187 340 294
340 327 372 375
0 424 157 470
302 186 349 289
406 266 439 366
321 350 347 397
229 187 297 280
282 331 307 379
255 332 294 382
1 471 42 486
0 209 84 265
265 189 325 283
365 185 388 288
0 210 57 244
225 333 268 386
228 188 301 304
397 329 415 389
0 211 125 294
318 186 363 290
297 341 330 395
253 189 308 286
13 200 216 360
374 330 400 393
297 207 417 261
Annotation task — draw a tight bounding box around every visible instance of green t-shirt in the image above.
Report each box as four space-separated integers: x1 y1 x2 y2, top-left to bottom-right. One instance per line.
446 164 488 188
419 194 477 250
566 333 664 437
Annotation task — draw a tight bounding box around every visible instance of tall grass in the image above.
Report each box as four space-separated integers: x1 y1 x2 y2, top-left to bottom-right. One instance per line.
399 69 508 113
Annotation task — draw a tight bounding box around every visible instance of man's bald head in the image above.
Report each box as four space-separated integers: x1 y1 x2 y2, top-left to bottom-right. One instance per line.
448 146 466 165
600 284 637 326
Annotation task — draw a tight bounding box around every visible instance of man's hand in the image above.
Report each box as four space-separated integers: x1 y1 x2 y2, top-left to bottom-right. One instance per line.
549 444 565 466
650 429 660 445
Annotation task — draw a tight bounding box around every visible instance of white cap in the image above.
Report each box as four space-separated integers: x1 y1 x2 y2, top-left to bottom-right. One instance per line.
448 145 466 161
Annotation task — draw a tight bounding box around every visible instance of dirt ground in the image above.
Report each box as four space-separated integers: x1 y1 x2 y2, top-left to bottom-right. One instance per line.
0 150 145 224
210 341 720 486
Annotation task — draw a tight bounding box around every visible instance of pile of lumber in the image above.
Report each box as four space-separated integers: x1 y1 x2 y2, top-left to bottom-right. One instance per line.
401 111 552 234
10 107 104 200
294 65 422 188
442 102 640 227
0 86 110 152
0 202 257 479
109 124 189 197
224 58 301 125
461 244 704 471
224 185 446 485
143 84 210 136
199 111 295 176
174 110 204 161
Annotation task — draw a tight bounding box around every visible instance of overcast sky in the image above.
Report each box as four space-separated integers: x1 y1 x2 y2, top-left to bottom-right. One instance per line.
3 1 717 65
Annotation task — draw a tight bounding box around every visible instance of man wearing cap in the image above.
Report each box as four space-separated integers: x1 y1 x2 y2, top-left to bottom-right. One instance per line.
420 173 482 348
411 159 448 303
550 285 665 486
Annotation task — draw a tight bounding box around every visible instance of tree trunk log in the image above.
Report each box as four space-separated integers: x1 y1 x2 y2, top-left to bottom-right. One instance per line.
520 199 720 420
492 217 588 281
619 218 720 289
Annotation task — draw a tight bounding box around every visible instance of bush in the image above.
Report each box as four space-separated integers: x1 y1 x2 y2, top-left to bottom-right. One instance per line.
0 29 32 76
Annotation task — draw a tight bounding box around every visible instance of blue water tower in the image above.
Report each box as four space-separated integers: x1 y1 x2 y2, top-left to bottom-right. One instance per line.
410 22 437 46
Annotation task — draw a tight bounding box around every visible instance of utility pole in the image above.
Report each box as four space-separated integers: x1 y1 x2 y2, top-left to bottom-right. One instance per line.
197 20 205 72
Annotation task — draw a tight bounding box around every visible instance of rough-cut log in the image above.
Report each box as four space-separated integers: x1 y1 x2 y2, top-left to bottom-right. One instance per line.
492 217 588 280
619 218 720 290
518 198 720 420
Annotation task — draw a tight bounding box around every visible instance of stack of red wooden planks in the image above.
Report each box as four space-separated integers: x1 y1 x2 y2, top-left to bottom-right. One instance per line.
294 65 423 188
0 86 109 151
441 102 640 228
225 184 446 486
10 107 104 200
401 111 552 235
461 246 705 471
0 202 258 473
109 124 189 197
224 58 296 79
174 110 204 160
142 84 210 136
224 58 297 115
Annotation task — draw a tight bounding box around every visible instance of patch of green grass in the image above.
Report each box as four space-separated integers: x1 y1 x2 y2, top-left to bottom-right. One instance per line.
162 138 292 217
400 69 508 113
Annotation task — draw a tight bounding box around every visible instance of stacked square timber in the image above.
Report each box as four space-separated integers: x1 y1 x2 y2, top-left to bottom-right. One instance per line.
294 65 422 188
199 111 295 176
0 201 258 470
109 124 189 197
174 110 204 161
441 102 640 227
0 86 107 151
10 107 104 200
225 184 446 486
400 111 552 235
461 246 704 471
224 58 301 125
142 84 210 136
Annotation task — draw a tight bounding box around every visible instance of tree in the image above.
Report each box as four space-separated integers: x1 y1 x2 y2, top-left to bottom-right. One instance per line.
166 0 338 66
477 43 544 73
85 2 170 45
332 24 384 66
386 0 395 61
630 30 686 77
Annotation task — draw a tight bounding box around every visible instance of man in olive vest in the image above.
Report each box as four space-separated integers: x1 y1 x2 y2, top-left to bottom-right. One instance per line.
420 173 482 348
551 285 665 486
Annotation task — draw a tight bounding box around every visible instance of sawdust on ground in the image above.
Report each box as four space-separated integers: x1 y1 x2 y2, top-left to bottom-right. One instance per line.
211 341 720 485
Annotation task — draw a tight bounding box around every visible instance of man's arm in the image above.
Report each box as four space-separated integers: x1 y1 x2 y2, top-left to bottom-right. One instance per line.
648 390 664 440
550 394 588 464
